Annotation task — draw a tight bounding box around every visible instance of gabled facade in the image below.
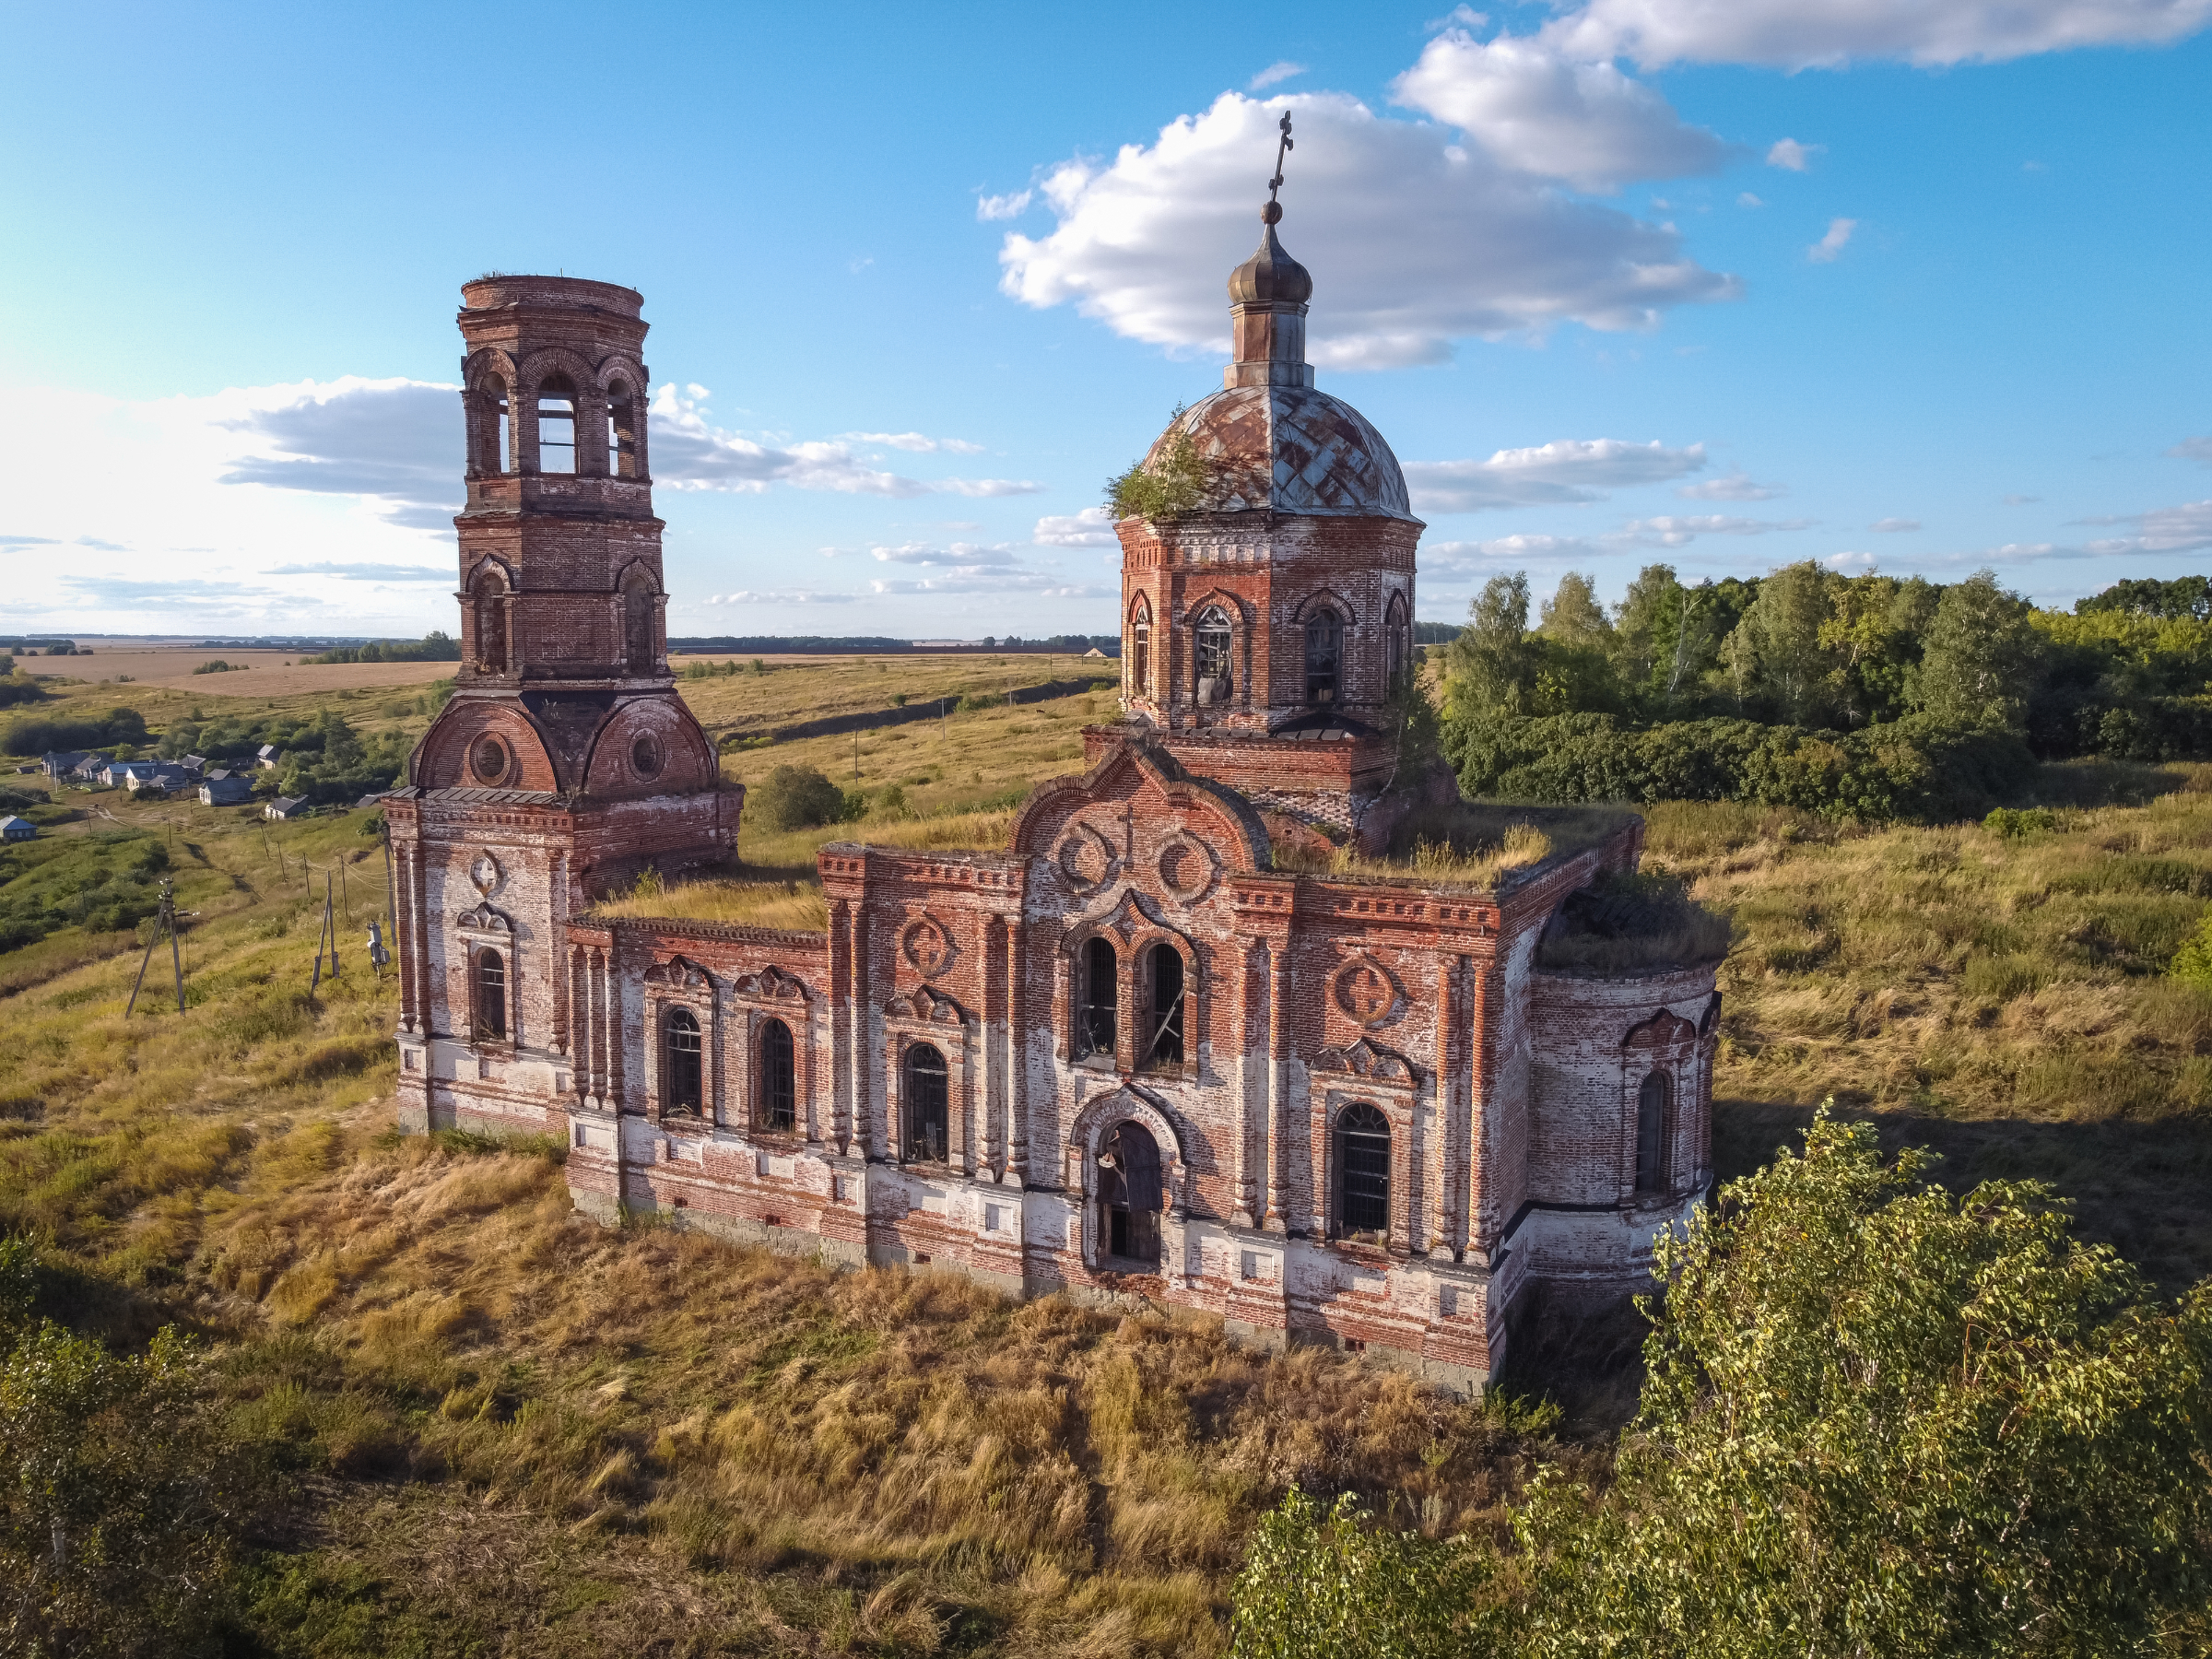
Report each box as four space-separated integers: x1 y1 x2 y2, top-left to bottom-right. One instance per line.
393 221 1717 1394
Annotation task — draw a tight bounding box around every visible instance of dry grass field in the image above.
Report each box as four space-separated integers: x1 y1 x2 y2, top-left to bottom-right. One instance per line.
18 643 456 697
6 660 2212 1651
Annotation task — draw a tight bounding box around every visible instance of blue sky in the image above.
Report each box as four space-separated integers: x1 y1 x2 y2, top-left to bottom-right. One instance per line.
3 0 2208 640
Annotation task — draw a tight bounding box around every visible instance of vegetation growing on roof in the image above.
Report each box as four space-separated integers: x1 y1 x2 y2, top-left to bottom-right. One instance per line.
1106 405 1215 522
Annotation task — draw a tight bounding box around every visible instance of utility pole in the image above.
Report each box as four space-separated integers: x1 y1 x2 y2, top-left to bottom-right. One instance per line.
125 879 186 1017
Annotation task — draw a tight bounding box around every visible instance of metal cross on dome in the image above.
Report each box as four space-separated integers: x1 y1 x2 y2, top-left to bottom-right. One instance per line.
1265 111 1294 222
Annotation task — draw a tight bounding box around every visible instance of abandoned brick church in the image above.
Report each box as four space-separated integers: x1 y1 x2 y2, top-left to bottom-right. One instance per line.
387 194 1719 1393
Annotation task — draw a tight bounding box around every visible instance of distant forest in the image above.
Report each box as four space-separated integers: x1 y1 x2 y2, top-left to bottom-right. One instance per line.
1432 566 2212 821
669 634 1121 655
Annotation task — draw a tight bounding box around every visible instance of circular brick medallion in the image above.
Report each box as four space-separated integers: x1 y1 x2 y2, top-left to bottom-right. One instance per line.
1335 956 1403 1027
901 916 955 978
470 735 510 785
630 733 664 780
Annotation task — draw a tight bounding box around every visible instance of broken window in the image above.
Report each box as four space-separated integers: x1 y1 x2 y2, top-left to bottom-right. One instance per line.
475 948 507 1040
471 568 509 674
664 1007 702 1115
1194 606 1232 704
904 1043 948 1162
1386 593 1409 692
759 1017 795 1133
1305 609 1342 704
1077 936 1117 1060
606 378 638 478
535 374 576 474
1141 942 1183 1069
477 375 511 476
1337 1101 1390 1237
1130 599 1151 698
1099 1119 1162 1265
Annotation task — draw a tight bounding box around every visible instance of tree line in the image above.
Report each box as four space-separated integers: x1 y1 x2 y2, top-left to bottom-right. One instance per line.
1435 566 2212 819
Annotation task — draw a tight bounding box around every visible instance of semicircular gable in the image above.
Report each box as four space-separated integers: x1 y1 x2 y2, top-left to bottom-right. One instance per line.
413 700 561 792
580 699 717 797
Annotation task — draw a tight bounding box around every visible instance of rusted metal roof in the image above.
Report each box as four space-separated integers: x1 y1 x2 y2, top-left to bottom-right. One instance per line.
1144 386 1415 521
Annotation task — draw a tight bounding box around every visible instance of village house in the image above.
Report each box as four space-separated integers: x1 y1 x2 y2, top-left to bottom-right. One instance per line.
387 201 1719 1393
200 770 254 806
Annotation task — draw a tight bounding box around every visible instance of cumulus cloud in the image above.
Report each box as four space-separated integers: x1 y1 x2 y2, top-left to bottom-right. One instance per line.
1767 137 1821 171
2079 499 2212 555
1870 516 1922 532
650 387 935 497
218 377 461 529
1032 506 1118 547
2170 436 2212 465
1544 0 2212 68
1677 468 1783 500
1392 28 1733 191
1624 513 1814 545
1249 60 1308 88
839 431 987 454
1807 217 1857 262
1404 438 1707 512
997 91 1738 370
975 190 1033 221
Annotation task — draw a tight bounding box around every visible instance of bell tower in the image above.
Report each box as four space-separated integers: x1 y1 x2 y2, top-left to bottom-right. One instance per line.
388 276 740 1140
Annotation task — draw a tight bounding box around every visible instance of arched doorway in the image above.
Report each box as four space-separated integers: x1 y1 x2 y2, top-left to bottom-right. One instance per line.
1098 1119 1162 1267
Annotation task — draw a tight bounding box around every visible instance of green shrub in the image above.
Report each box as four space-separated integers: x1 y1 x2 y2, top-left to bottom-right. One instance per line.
1983 806 2057 837
749 764 845 831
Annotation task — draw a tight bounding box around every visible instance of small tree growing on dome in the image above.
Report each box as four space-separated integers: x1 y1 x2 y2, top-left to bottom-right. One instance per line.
1106 405 1215 522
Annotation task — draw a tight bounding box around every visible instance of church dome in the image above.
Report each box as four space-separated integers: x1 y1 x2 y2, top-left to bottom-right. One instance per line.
1141 385 1416 521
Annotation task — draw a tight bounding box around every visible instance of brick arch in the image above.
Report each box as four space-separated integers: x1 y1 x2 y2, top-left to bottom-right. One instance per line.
515 346 601 401
1008 742 1268 874
1066 1084 1186 1214
1289 586 1359 626
463 346 519 394
411 699 560 792
579 700 716 797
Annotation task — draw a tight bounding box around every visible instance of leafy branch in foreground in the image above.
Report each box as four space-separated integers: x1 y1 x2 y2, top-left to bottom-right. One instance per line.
1231 1107 2212 1658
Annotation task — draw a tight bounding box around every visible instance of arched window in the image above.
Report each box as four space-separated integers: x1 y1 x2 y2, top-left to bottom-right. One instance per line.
475 948 507 1040
622 569 657 676
1194 606 1232 705
1386 593 1410 692
1636 1071 1669 1194
471 568 508 675
1077 937 1117 1060
1305 609 1342 705
664 1007 702 1115
535 375 577 474
1337 1102 1390 1238
1129 597 1151 699
1141 943 1183 1070
1098 1119 1161 1266
903 1043 948 1162
759 1017 795 1133
606 379 637 479
477 375 511 476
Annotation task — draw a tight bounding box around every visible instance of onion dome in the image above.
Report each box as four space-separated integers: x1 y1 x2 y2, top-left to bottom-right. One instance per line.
1140 387 1414 520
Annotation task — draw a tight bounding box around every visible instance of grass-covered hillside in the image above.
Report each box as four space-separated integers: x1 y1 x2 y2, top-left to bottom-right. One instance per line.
5 657 2212 1652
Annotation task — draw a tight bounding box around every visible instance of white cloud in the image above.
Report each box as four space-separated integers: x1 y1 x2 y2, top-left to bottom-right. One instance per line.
2169 436 2212 465
1546 0 2212 68
1249 60 1308 89
706 590 860 605
1404 438 1707 512
936 477 1047 497
1807 217 1857 263
650 387 935 497
1032 505 1119 547
1624 513 1815 545
2004 493 2043 505
1390 29 1731 191
1870 516 1921 532
975 190 1033 222
1677 468 1783 500
870 541 1023 566
839 430 987 454
1767 137 1821 171
1423 532 1608 574
997 91 1738 370
265 561 451 581
1737 192 1766 207
1825 550 1880 573
2080 499 2212 555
